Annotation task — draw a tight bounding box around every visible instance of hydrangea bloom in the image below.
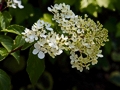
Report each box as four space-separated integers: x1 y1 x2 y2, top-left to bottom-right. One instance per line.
48 3 109 72
22 3 109 72
7 0 24 9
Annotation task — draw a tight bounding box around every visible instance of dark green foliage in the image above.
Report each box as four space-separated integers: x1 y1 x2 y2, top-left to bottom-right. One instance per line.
0 69 11 90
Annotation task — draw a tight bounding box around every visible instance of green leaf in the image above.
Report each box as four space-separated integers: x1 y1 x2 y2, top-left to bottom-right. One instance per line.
104 17 117 33
0 69 11 90
94 58 110 71
11 51 20 63
111 51 120 62
79 0 102 17
36 71 53 90
2 12 12 23
1 25 25 35
40 13 55 27
116 22 120 37
0 35 13 52
0 35 21 63
104 40 112 54
9 4 34 24
115 0 120 11
97 0 116 10
3 56 25 74
0 11 12 29
96 0 109 8
26 47 45 85
13 35 25 50
101 59 110 71
21 42 34 50
85 4 99 17
80 0 93 9
54 0 76 5
22 0 28 4
109 71 120 86
0 47 9 61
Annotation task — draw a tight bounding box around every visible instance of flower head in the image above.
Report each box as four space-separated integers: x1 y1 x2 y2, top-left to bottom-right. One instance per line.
48 3 109 72
22 3 109 72
22 20 68 59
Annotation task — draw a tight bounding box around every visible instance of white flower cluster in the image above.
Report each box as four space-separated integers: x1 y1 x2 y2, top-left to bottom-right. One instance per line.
22 20 68 59
7 0 24 9
48 3 109 72
22 3 109 72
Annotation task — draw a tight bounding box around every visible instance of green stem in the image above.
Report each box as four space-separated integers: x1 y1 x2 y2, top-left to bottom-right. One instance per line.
9 46 23 54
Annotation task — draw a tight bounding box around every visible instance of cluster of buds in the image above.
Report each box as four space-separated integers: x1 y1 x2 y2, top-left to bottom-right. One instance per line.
22 3 109 72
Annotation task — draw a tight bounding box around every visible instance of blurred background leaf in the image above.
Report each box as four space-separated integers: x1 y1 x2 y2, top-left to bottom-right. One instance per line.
109 71 120 86
0 11 12 29
0 69 11 90
3 56 25 74
0 47 8 61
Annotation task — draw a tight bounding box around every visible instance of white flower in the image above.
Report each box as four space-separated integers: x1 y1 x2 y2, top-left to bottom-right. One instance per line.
21 28 30 35
56 49 63 55
11 3 16 8
36 20 45 29
47 32 58 49
32 20 44 31
22 20 54 43
48 7 52 12
45 23 53 31
7 0 24 9
32 43 45 59
15 0 24 8
37 39 46 46
92 60 98 65
28 32 38 42
33 49 45 59
22 28 38 43
97 53 103 57
97 50 103 57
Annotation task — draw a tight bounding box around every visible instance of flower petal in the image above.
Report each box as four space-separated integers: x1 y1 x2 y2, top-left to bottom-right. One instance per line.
46 27 53 31
97 54 103 57
38 51 45 59
32 49 39 55
48 7 52 11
